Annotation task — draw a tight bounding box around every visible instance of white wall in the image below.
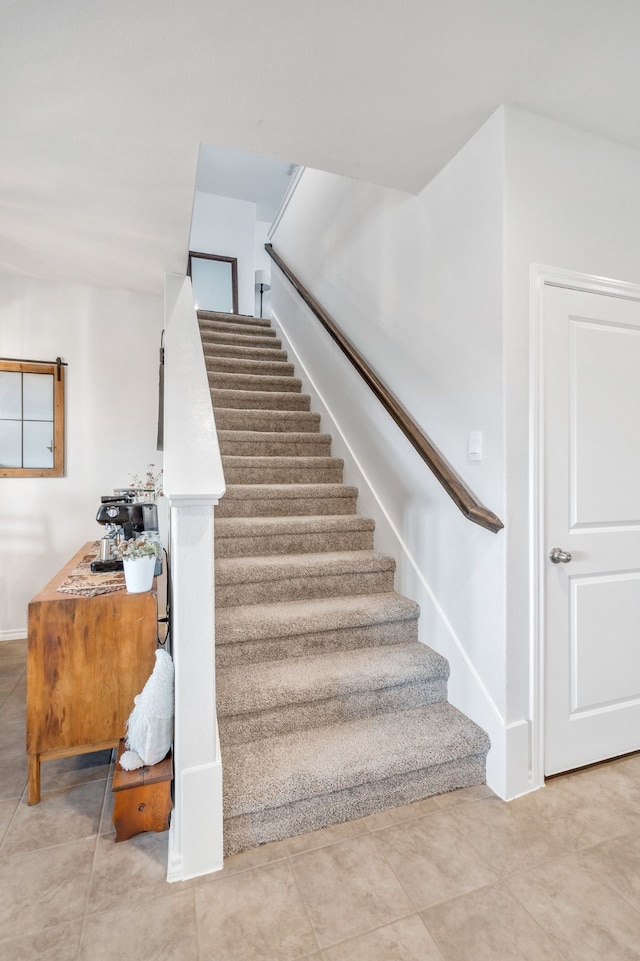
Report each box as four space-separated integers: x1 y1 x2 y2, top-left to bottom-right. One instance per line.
0 274 162 637
189 192 257 316
502 107 640 773
271 111 511 795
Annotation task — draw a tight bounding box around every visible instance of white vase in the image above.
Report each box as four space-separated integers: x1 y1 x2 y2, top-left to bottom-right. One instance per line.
123 555 156 593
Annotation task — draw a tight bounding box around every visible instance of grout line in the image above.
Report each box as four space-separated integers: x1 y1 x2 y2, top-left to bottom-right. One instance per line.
286 848 323 957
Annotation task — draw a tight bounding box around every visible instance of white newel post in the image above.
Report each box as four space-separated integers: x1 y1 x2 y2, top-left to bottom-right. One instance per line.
163 273 225 881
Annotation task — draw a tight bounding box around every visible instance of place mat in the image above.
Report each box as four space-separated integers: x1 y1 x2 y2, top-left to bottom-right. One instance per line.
57 543 126 597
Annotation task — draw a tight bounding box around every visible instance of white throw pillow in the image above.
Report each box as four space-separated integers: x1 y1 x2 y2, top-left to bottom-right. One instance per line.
119 649 174 770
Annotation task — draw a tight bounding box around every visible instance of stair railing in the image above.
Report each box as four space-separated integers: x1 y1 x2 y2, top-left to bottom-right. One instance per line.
265 244 503 533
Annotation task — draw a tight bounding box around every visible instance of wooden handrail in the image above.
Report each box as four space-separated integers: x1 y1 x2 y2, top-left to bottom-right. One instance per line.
265 244 504 533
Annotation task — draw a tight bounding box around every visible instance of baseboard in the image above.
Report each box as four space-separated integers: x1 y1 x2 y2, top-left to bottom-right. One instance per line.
0 630 27 642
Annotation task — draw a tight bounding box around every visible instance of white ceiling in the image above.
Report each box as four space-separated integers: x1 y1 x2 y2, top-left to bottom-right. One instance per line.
2 0 640 294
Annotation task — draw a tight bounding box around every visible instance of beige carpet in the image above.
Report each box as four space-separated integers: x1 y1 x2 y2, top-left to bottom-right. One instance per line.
201 309 490 856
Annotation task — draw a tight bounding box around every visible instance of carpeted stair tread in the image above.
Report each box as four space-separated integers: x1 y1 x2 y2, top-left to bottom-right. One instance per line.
222 454 344 485
215 483 358 517
222 701 490 819
203 342 289 362
211 388 311 411
217 644 448 717
215 550 396 606
200 319 278 338
215 514 374 557
201 329 283 349
208 371 302 393
216 514 374 539
218 430 332 457
215 592 420 647
217 550 394 586
198 310 272 328
213 409 321 433
205 357 296 377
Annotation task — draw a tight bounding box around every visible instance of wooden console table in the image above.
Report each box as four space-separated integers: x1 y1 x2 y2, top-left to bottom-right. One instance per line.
26 542 158 804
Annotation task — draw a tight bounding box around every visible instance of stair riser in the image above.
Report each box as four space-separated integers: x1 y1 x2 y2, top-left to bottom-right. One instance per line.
208 372 302 393
219 679 448 746
222 464 344 485
215 617 419 666
223 754 487 856
201 331 282 349
205 358 295 377
213 409 320 433
216 528 374 558
212 390 311 411
215 493 358 518
218 438 332 457
216 569 395 607
203 343 289 362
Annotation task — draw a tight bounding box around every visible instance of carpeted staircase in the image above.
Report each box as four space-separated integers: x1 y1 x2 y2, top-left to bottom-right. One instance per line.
200 309 490 857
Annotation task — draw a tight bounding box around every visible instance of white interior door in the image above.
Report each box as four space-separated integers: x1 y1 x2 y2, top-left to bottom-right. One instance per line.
543 284 640 776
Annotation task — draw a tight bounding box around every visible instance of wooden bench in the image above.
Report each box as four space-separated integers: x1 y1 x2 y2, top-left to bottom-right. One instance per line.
112 739 173 842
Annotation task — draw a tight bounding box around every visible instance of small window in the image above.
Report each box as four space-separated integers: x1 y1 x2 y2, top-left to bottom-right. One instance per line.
0 358 65 477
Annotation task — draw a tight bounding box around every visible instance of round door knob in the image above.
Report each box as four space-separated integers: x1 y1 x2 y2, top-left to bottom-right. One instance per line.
549 547 572 564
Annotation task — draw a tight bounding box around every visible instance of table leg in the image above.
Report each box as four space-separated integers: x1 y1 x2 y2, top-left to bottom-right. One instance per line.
28 754 41 805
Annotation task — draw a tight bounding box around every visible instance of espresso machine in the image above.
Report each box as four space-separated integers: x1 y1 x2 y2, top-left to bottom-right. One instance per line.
92 491 159 572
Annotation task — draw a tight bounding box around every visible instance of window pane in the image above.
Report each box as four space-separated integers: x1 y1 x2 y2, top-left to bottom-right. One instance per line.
191 258 233 312
0 420 22 467
0 371 22 419
23 372 54 420
23 420 54 469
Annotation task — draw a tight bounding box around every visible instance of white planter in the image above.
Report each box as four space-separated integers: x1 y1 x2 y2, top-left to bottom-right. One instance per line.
123 555 156 593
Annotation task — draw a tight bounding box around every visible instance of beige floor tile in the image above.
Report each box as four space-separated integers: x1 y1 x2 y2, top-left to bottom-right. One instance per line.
87 831 182 915
40 749 113 793
0 920 82 960
0 796 18 845
286 816 369 855
1 778 106 857
0 752 27 802
196 858 318 961
0 837 95 941
99 779 116 837
581 831 640 911
515 771 640 852
0 691 24 723
371 810 498 909
199 836 290 881
507 852 640 961
321 914 445 961
0 717 26 758
79 889 198 961
0 639 27 659
290 832 413 949
562 756 640 813
447 794 567 877
432 783 495 809
421 883 567 960
362 795 440 831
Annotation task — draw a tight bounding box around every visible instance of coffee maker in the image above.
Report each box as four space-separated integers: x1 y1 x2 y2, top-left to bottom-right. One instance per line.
92 491 159 572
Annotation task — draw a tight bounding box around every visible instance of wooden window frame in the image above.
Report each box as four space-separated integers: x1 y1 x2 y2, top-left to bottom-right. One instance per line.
187 251 239 315
0 358 65 478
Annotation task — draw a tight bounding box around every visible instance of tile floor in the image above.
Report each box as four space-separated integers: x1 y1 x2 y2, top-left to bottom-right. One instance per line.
2 636 640 960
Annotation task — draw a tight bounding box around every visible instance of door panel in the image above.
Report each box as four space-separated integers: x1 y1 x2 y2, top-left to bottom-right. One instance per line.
544 285 640 775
